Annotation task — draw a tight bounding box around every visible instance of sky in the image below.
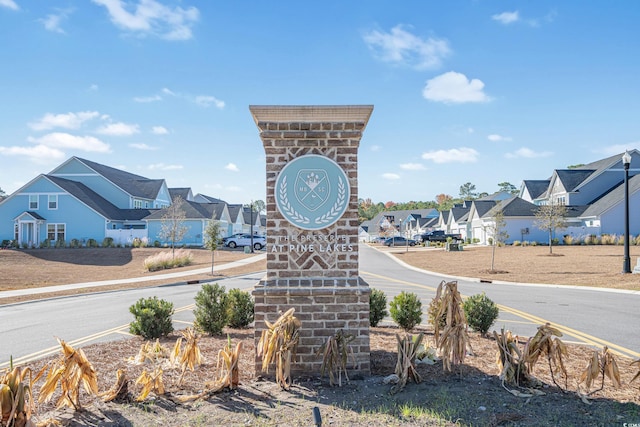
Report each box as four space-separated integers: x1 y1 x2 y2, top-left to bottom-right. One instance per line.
1 1 639 205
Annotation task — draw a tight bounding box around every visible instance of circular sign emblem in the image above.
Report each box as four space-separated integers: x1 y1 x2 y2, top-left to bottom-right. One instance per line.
275 155 350 230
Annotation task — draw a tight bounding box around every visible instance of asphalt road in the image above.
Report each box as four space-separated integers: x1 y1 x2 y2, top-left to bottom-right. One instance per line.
2 245 639 368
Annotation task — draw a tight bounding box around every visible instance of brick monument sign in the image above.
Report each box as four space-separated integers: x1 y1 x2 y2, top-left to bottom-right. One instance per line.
249 105 374 376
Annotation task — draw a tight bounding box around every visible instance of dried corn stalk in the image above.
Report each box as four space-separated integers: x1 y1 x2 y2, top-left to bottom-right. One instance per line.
100 369 128 403
1 359 42 427
391 333 423 394
135 368 165 401
174 336 243 403
523 323 568 389
631 359 640 386
39 339 98 411
175 328 203 386
493 328 530 387
317 330 355 387
433 280 469 372
257 308 301 390
579 346 621 396
128 339 168 365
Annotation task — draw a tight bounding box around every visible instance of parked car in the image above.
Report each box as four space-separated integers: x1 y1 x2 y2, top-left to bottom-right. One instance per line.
383 236 417 247
222 233 266 250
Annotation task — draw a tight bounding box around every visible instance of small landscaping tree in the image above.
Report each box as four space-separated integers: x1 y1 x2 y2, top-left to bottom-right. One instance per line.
203 213 222 275
463 292 499 336
483 204 509 271
369 288 388 327
159 196 188 258
193 283 230 335
534 202 568 254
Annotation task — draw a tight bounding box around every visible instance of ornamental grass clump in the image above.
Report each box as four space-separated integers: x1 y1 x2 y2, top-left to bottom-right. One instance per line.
143 249 194 271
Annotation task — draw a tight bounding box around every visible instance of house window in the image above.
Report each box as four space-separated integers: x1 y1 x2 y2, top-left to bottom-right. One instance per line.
14 223 18 241
557 196 566 205
47 224 65 242
29 195 38 210
134 200 143 209
48 195 58 210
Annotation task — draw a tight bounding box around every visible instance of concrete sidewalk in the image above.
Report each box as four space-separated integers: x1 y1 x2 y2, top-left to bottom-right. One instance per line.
0 253 266 299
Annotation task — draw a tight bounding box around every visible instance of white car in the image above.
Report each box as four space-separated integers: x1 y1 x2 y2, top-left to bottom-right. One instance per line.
222 233 266 250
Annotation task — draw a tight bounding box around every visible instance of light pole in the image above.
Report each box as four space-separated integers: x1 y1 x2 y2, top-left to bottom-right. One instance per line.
250 200 255 253
622 151 632 273
405 219 410 252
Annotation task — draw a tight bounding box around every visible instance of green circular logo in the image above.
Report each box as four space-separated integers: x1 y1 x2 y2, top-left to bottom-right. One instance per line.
275 155 350 230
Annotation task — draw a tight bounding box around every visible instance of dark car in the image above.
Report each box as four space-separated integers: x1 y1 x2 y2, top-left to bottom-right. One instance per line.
383 236 417 247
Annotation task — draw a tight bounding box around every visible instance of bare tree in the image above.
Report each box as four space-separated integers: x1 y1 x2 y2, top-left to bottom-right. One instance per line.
534 203 568 254
484 205 509 271
203 213 222 275
159 196 188 257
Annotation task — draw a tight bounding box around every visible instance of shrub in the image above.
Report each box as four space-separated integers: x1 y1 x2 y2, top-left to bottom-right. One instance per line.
154 240 161 247
227 288 254 328
193 283 230 335
102 237 114 248
40 239 51 248
87 238 98 248
602 234 617 245
463 292 499 336
563 235 574 245
513 240 521 246
129 296 174 339
54 239 66 248
132 237 142 248
389 291 422 332
70 238 80 248
369 288 388 327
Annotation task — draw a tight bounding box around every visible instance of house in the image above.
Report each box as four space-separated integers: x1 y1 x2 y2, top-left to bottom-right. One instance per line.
364 209 438 241
0 157 253 247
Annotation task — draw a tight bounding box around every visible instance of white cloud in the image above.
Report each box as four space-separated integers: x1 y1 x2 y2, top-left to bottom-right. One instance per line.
133 94 162 103
492 11 519 25
382 173 400 180
225 163 239 172
148 163 183 170
129 143 157 150
27 132 111 153
0 145 65 162
161 87 175 96
29 111 100 131
195 95 225 109
0 0 18 10
40 9 73 33
151 126 168 135
423 71 491 104
96 122 140 136
400 163 425 171
593 144 637 157
363 24 451 70
422 147 479 163
92 0 199 40
488 134 512 142
505 147 553 159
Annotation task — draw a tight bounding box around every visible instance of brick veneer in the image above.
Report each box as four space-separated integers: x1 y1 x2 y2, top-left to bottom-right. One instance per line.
250 105 373 377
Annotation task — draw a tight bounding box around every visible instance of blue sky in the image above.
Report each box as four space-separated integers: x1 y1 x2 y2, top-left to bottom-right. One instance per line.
1 1 638 205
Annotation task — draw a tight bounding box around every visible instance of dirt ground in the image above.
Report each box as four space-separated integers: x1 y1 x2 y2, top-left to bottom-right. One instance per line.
2 245 640 426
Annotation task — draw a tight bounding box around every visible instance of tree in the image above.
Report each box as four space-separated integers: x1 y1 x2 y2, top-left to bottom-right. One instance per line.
159 196 188 257
0 187 6 200
253 199 266 215
534 202 568 254
498 182 519 195
483 205 509 271
459 182 478 200
203 214 222 275
436 193 454 211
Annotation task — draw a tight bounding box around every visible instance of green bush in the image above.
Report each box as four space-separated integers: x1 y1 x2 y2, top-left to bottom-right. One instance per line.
70 238 80 248
193 283 230 335
227 288 254 328
462 292 499 336
129 296 174 339
154 240 161 247
389 291 422 332
87 238 98 248
102 237 114 248
369 288 388 327
40 239 51 248
54 238 66 248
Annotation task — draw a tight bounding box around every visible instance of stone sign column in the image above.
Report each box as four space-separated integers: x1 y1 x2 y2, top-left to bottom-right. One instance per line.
250 105 374 376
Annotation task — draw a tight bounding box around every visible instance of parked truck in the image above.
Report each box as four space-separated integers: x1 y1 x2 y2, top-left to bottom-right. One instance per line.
419 230 462 243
